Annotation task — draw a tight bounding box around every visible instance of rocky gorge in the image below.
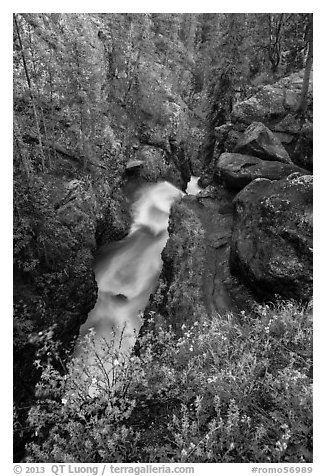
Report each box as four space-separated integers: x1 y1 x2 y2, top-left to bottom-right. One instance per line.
13 13 313 464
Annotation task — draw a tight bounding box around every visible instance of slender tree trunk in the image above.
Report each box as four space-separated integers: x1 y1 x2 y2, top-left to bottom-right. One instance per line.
27 22 52 168
48 52 58 164
268 14 282 73
298 20 313 115
14 14 47 172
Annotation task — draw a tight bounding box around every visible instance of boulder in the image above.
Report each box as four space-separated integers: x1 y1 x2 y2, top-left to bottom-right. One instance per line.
273 132 294 145
198 173 214 189
232 85 285 124
216 152 307 190
230 173 313 301
232 69 313 124
273 114 313 171
274 113 313 138
234 122 292 164
131 145 185 189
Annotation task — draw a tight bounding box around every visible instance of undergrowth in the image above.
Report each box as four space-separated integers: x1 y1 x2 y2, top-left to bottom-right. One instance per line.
24 301 312 463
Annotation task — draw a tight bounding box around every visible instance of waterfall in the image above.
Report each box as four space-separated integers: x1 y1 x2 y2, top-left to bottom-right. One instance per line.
186 176 202 195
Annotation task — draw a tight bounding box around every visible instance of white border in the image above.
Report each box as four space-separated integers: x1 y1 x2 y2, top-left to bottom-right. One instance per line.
3 4 324 474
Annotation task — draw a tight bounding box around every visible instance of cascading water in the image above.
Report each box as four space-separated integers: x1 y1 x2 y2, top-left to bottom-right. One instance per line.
73 181 184 390
186 176 202 196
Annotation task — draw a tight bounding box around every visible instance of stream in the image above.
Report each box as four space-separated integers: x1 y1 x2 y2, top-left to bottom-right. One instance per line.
73 179 201 390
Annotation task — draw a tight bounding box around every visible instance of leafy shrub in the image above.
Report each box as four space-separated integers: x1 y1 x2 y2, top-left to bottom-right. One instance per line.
26 301 312 463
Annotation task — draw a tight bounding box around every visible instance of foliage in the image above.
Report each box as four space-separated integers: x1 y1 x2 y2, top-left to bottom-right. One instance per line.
25 301 312 463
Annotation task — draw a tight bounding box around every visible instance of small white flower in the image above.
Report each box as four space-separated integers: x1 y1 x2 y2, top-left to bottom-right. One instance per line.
61 398 67 405
113 359 120 366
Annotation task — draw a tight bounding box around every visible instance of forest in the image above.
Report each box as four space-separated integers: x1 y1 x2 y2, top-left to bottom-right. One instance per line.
13 13 313 464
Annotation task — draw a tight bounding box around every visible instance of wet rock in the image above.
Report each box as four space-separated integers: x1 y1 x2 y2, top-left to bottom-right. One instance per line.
197 185 220 200
133 145 184 189
234 122 292 164
169 139 192 190
216 152 307 190
198 173 214 189
186 126 206 175
230 173 313 301
144 199 207 333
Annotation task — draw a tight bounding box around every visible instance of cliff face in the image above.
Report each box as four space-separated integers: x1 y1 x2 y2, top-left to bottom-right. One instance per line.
13 13 203 460
143 185 255 337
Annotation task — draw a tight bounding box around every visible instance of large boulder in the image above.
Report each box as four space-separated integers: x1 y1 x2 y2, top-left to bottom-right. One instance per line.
216 152 307 190
132 145 184 188
273 114 313 171
230 173 313 301
232 84 285 124
234 122 292 164
232 69 313 124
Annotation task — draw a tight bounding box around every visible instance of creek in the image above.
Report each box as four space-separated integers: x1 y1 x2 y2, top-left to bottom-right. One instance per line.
73 178 201 388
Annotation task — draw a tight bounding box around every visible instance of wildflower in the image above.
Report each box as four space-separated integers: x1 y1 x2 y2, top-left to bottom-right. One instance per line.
61 398 67 405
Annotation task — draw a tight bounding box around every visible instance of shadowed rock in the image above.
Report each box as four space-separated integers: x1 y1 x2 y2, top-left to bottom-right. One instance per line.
216 152 307 190
234 122 292 164
230 173 313 301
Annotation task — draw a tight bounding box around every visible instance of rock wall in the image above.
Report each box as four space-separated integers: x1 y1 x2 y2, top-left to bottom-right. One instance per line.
143 199 206 335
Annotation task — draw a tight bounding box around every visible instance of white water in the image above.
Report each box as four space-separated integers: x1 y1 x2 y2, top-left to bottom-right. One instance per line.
186 176 202 195
73 181 183 389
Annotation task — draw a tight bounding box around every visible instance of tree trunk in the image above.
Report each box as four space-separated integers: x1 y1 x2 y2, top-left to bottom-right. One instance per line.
13 115 32 180
298 20 313 115
14 14 47 172
268 14 284 73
